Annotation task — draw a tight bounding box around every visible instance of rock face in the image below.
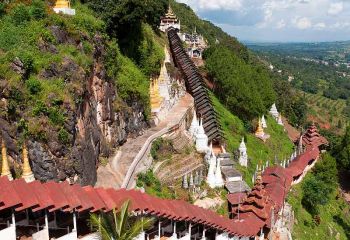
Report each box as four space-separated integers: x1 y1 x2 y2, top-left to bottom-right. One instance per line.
0 26 148 186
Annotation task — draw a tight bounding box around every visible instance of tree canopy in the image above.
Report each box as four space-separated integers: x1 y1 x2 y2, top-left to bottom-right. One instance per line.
204 45 276 121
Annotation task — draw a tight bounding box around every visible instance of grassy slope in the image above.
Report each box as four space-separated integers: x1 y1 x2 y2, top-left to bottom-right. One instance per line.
211 94 294 186
288 176 350 240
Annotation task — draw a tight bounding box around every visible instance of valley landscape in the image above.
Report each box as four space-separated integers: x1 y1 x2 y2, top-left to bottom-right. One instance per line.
0 1 349 240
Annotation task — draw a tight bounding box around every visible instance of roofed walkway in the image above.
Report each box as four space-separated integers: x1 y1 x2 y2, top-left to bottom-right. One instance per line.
96 94 194 189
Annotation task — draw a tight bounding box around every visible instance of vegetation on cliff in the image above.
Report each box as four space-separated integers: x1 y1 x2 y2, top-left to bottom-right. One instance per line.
0 0 166 184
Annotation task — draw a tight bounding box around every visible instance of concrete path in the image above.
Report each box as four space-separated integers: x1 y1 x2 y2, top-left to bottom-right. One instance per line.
96 94 193 189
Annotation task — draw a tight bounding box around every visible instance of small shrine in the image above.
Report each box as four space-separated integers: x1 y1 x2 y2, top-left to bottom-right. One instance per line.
269 103 279 120
214 158 224 187
238 138 248 167
277 114 284 126
189 113 200 138
195 119 209 153
53 0 76 15
206 152 217 188
255 119 270 142
159 5 180 32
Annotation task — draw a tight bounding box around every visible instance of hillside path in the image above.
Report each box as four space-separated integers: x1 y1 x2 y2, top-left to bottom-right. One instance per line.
96 94 193 189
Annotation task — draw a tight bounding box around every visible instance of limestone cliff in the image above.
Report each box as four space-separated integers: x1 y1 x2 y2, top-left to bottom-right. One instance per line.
0 25 148 186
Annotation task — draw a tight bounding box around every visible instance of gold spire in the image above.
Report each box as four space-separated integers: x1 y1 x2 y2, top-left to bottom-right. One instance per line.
256 160 263 184
255 118 265 137
54 0 71 8
150 78 163 112
22 143 35 183
1 140 13 181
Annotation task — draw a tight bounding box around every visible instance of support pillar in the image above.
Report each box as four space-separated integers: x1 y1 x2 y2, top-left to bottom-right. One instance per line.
201 228 206 240
158 220 161 240
73 211 77 232
173 221 177 238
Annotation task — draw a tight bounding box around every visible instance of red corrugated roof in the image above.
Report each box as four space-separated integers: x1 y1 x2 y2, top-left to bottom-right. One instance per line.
227 193 247 205
0 176 247 236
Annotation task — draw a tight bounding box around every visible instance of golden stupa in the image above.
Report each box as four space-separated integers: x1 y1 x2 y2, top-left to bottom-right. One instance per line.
1 140 13 181
53 0 75 15
158 64 167 83
255 118 265 137
54 0 70 8
22 143 35 183
150 79 163 112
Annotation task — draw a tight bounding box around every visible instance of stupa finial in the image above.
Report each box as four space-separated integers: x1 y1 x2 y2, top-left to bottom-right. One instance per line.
1 140 13 181
22 142 35 183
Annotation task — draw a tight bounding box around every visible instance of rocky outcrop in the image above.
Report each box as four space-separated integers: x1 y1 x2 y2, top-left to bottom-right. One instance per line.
0 26 148 186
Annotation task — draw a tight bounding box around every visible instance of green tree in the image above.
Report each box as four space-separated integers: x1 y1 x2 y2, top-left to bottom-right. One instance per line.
90 200 153 240
338 127 350 171
204 45 275 120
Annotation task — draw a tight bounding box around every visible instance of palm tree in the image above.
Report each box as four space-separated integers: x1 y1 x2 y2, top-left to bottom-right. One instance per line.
90 200 154 240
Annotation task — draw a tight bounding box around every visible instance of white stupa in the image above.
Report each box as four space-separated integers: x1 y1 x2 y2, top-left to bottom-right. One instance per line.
277 114 283 126
206 153 217 188
214 158 224 188
195 119 209 153
238 138 248 167
189 113 200 137
269 103 279 120
261 115 267 128
204 142 214 164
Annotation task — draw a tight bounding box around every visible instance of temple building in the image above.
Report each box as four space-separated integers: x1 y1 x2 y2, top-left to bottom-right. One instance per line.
302 123 328 149
53 0 76 15
159 5 180 32
180 28 207 59
238 138 248 167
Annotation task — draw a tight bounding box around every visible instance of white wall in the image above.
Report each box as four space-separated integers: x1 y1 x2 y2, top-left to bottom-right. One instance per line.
80 233 101 240
56 231 77 240
0 225 16 240
32 228 49 240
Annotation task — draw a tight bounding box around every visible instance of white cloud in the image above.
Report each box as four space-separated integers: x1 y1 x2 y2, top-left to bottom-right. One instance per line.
328 2 343 15
276 19 286 29
314 22 326 30
293 17 312 29
177 0 242 11
176 0 350 41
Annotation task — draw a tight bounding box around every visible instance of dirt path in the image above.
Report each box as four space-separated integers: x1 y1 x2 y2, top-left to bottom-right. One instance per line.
96 94 193 189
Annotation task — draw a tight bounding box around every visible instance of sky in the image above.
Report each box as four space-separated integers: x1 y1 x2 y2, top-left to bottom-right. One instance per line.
176 0 350 42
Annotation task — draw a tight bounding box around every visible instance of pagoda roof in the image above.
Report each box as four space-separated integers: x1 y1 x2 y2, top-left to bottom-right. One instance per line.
302 124 328 147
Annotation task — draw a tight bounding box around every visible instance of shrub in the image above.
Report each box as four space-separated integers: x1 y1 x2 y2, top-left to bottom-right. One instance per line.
26 77 42 95
18 51 35 79
58 128 70 144
30 0 47 20
48 107 65 126
11 4 31 26
0 3 5 17
33 101 48 116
